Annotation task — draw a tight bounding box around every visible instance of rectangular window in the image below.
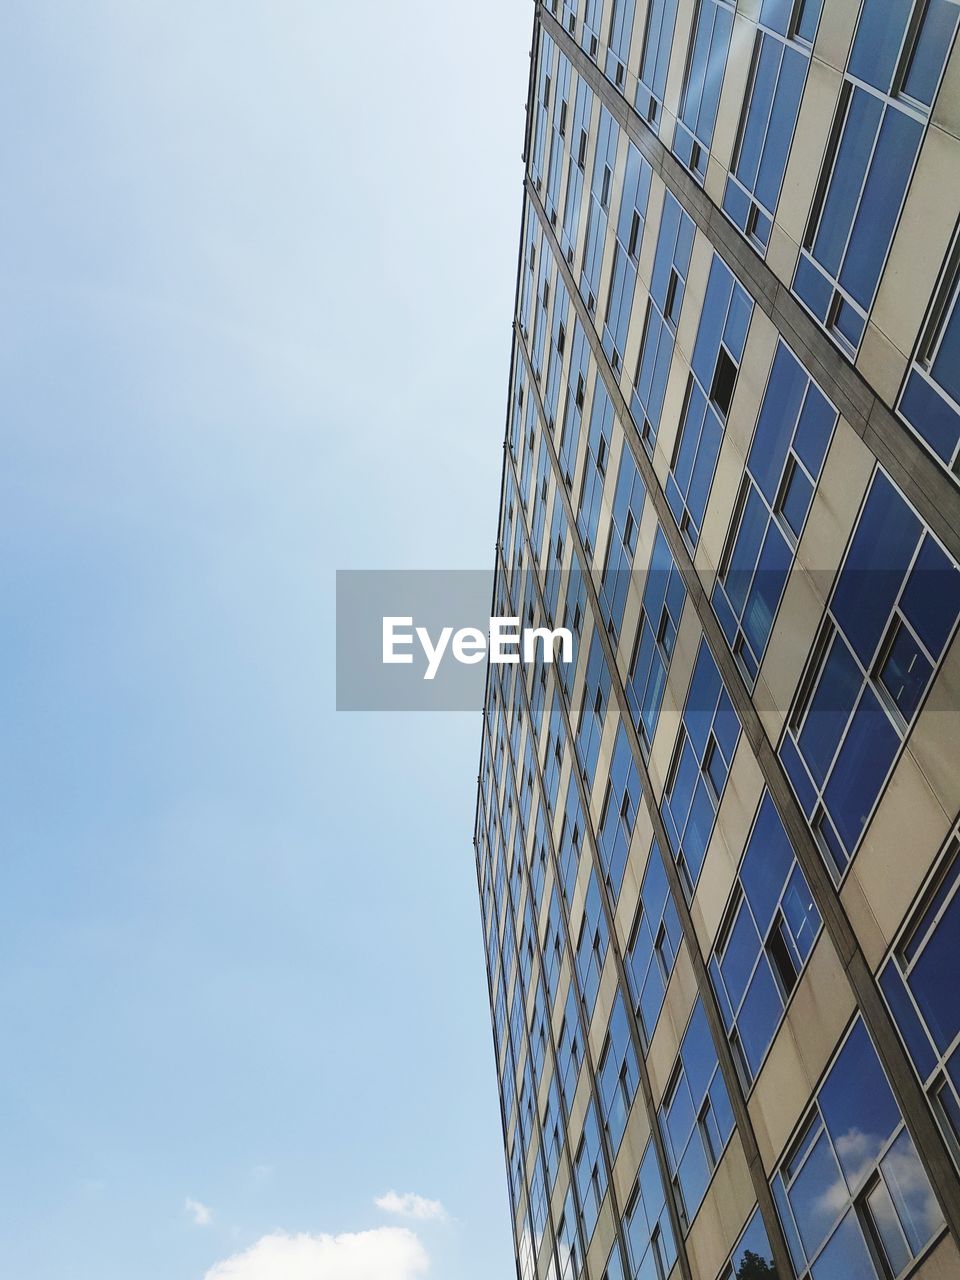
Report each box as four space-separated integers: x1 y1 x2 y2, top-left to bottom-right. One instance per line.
658 999 735 1229
574 1101 608 1242
713 341 837 685
673 0 736 182
543 887 565 1008
780 469 960 875
603 143 652 372
597 723 643 900
597 990 640 1152
898 228 960 477
661 639 742 896
545 54 573 227
531 31 557 190
544 276 571 430
772 1019 944 1279
623 1140 678 1279
582 0 602 59
575 871 609 1019
723 1 821 250
555 1186 584 1280
581 108 620 314
718 1208 776 1280
577 381 613 559
666 256 753 550
576 631 611 786
600 448 646 638
542 1074 564 1188
880 828 960 1169
559 321 591 489
625 838 683 1044
605 0 637 88
710 791 821 1089
558 777 585 905
636 0 680 125
793 0 958 353
543 501 568 625
627 525 686 754
558 983 584 1108
542 693 566 816
529 1145 548 1251
630 194 695 454
561 80 594 265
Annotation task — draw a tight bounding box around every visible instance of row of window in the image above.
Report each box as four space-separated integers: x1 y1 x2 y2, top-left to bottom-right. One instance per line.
541 0 960 486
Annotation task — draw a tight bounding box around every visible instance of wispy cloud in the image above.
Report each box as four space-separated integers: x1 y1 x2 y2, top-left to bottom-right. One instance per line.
186 1198 213 1226
375 1191 447 1222
203 1228 428 1279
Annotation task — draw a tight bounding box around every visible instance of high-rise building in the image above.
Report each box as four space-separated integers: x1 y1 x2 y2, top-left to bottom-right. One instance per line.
473 3 960 1279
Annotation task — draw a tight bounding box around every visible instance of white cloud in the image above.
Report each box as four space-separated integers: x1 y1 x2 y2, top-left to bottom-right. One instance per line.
203 1228 429 1280
374 1192 446 1223
186 1198 213 1226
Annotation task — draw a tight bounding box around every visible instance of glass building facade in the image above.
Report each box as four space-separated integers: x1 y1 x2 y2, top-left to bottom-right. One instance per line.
474 3 960 1279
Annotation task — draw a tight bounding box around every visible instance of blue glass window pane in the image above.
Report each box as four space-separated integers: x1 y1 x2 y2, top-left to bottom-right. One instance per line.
794 383 835 477
720 906 761 1011
726 288 752 362
739 960 784 1075
782 864 820 962
904 0 957 107
819 1022 900 1189
750 345 808 503
677 1139 711 1220
780 463 813 537
724 176 751 229
882 1127 943 1253
823 686 899 852
743 522 792 656
741 794 795 930
726 488 769 616
774 1174 806 1273
640 967 667 1039
685 645 721 757
839 107 923 309
682 1001 716 1101
931 295 960 404
814 89 883 277
738 38 781 190
900 536 960 660
831 474 920 667
756 45 806 213
665 1077 695 1160
760 0 791 36
797 0 822 42
810 1211 876 1280
878 620 933 722
834 298 864 349
781 730 818 815
848 0 912 94
731 1209 776 1277
880 963 936 1079
794 253 834 321
692 262 733 386
909 887 960 1055
790 1131 845 1257
797 635 861 788
900 370 960 466
684 779 715 883
714 689 740 764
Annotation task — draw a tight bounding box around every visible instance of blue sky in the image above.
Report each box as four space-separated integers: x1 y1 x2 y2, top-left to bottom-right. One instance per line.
0 3 530 1276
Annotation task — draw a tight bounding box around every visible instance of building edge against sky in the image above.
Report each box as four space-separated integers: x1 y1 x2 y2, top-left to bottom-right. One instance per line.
473 3 960 1280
